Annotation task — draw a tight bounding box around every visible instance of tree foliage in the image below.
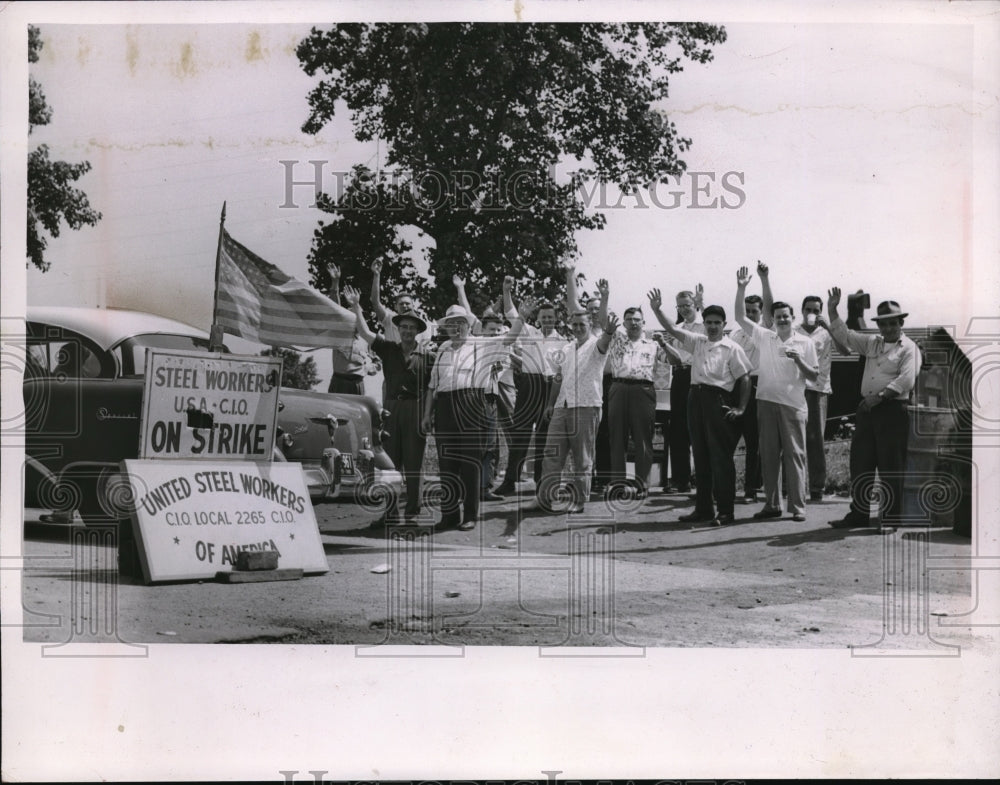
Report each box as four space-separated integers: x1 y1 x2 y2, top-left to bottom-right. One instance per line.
297 22 726 318
260 347 321 391
28 25 101 272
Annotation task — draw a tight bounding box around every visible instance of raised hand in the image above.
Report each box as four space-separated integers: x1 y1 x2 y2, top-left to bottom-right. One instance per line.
517 295 538 320
328 263 341 282
604 311 621 334
597 278 609 298
370 259 382 274
756 260 769 278
342 285 360 307
452 273 465 288
503 275 515 293
827 286 842 310
694 282 704 310
736 266 752 287
647 288 663 311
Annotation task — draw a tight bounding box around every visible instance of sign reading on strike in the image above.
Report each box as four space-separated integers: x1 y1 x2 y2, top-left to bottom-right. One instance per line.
123 459 328 583
139 349 281 460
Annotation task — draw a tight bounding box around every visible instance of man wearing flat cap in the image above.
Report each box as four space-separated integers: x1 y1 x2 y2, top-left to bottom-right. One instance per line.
826 290 922 529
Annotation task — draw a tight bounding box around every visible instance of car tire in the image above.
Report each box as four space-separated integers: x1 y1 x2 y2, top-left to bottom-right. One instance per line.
70 469 129 527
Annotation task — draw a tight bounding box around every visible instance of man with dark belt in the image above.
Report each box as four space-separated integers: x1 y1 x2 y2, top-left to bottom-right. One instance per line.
665 287 705 493
826 290 921 529
343 287 431 523
607 306 664 498
493 280 563 496
649 290 751 526
422 298 534 531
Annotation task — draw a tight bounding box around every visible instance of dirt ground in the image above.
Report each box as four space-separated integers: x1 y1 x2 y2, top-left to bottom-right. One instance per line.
17 481 987 653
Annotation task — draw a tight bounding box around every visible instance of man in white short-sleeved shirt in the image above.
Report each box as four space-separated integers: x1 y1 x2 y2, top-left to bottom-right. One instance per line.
649 290 752 526
533 310 616 514
735 266 819 521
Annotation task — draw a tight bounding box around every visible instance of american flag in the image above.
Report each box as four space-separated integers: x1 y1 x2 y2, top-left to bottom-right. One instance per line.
215 229 355 349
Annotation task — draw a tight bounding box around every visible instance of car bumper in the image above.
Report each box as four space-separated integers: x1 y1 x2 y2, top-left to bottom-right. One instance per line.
302 450 403 503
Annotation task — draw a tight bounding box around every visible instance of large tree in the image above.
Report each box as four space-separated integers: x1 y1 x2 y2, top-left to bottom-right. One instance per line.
28 25 101 272
297 22 726 316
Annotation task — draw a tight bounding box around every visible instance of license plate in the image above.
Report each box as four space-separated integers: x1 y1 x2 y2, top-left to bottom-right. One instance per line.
338 454 355 474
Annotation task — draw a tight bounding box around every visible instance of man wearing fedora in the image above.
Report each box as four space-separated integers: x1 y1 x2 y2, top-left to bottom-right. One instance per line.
343 287 433 523
369 258 434 344
422 295 535 531
826 288 922 528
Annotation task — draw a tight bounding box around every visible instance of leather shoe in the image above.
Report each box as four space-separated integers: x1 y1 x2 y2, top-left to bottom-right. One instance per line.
481 490 505 501
457 520 476 531
492 483 515 496
435 515 461 531
568 505 586 514
830 513 870 529
713 513 735 526
679 511 715 523
752 507 783 520
792 513 806 522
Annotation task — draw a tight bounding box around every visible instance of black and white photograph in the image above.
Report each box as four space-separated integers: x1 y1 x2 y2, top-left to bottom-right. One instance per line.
2 0 999 780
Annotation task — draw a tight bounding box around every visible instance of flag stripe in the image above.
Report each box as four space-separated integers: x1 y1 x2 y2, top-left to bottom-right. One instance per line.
215 229 355 350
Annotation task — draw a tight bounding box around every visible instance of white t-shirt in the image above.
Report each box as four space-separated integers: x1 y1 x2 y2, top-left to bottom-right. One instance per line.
795 324 833 395
746 321 818 412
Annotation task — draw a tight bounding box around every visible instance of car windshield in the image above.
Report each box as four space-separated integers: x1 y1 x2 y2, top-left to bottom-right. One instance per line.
114 333 223 376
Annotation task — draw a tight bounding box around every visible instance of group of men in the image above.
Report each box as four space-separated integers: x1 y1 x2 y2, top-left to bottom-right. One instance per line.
330 259 921 532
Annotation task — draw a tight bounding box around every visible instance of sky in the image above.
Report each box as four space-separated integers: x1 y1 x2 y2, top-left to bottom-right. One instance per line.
15 11 998 392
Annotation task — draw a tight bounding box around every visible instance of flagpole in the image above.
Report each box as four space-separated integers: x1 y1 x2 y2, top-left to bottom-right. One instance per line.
209 201 227 352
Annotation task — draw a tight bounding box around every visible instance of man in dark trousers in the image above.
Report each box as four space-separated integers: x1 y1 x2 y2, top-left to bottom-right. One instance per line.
343 286 431 523
494 281 563 495
826 288 922 528
648 290 752 526
665 287 704 493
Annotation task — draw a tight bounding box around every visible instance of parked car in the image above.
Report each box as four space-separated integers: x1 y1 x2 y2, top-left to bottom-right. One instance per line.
22 306 402 523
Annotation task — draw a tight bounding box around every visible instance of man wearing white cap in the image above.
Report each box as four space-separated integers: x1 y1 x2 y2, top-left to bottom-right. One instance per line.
826 290 922 528
422 296 535 531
